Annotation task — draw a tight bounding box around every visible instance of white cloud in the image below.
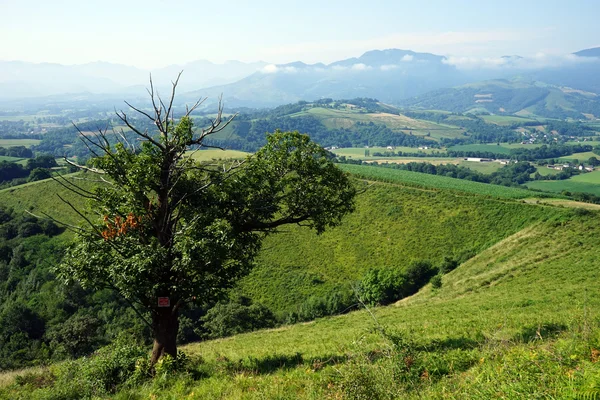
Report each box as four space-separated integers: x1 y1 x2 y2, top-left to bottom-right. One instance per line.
260 64 299 74
351 63 371 71
442 53 596 70
380 64 399 71
401 54 414 62
261 64 279 73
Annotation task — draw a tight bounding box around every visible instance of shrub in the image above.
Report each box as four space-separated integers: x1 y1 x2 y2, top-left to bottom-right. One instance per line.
359 268 405 306
201 297 277 339
431 274 443 289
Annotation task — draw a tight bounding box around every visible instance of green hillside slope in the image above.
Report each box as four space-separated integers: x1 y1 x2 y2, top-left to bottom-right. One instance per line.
236 164 564 317
2 161 600 398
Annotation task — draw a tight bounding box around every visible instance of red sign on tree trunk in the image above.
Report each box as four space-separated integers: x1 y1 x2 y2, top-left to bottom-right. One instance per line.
157 297 170 307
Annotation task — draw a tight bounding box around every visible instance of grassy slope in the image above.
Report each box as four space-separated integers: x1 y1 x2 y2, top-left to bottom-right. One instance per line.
3 164 600 398
293 107 464 140
527 170 600 195
338 163 550 199
239 179 559 315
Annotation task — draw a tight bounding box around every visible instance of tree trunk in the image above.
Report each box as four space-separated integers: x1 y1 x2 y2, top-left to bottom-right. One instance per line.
150 308 179 365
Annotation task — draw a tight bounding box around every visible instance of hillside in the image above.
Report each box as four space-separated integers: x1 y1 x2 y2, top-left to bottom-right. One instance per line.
3 165 600 398
401 78 600 119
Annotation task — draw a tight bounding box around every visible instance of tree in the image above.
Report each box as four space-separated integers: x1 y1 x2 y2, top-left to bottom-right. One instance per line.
56 75 356 365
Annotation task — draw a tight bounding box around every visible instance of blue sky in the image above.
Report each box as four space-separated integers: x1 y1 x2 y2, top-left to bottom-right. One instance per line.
1 0 598 68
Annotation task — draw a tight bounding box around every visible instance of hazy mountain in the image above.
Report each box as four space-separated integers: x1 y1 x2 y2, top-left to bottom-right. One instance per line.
0 59 268 99
574 47 600 58
2 48 600 113
183 49 472 107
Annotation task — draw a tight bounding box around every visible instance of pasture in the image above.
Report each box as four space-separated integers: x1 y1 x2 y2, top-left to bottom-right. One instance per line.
0 138 41 147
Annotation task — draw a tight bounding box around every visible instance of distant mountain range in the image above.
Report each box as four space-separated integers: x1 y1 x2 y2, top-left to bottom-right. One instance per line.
399 78 600 119
1 48 600 116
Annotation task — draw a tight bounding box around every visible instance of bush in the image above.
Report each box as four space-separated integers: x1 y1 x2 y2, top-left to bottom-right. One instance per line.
359 268 406 306
201 297 276 339
431 274 443 289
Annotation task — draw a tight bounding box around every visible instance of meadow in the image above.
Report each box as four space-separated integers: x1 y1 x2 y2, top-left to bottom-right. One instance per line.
480 115 538 125
0 139 41 147
448 142 543 155
297 108 464 140
338 163 550 199
526 169 600 196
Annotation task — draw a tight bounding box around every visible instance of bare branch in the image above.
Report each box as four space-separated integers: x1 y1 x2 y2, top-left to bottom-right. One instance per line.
64 157 105 174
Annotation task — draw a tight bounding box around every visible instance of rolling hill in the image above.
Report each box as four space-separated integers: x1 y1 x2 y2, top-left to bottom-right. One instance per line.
3 163 600 398
401 78 600 119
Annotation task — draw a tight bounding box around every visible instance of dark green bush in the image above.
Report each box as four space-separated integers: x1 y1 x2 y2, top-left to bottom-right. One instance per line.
201 297 276 339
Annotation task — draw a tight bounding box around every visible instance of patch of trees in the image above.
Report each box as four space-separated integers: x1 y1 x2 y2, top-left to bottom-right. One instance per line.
0 146 33 158
0 154 58 186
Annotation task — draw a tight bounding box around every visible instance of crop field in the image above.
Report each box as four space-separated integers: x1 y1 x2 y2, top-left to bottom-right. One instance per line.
457 160 504 173
448 142 544 155
0 138 41 147
526 171 600 196
481 115 538 125
558 151 598 162
332 146 441 159
186 149 251 161
0 156 25 163
297 108 464 139
339 163 549 199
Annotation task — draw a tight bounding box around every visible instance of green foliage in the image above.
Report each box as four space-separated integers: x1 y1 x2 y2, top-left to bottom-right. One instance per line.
339 163 551 199
201 297 276 339
359 261 438 306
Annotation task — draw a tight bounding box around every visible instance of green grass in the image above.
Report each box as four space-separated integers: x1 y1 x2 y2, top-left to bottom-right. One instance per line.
0 173 93 226
448 142 545 155
186 149 250 161
457 160 504 174
338 163 550 199
293 107 464 140
481 115 538 125
0 156 25 163
558 151 598 162
5 208 600 398
0 139 41 148
527 169 600 195
332 146 441 159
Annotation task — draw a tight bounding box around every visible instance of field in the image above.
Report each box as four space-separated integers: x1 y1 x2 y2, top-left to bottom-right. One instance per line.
457 160 504 174
558 151 598 162
526 170 600 195
448 142 543 155
332 146 442 160
338 163 550 199
186 149 250 161
0 156 25 163
481 115 538 125
295 108 464 140
0 138 41 147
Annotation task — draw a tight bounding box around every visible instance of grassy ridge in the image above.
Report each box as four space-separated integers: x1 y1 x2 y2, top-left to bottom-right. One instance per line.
338 163 551 199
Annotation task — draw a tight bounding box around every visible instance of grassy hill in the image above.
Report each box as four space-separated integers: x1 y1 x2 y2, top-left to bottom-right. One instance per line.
292 106 463 140
5 162 600 399
401 78 600 120
3 168 600 398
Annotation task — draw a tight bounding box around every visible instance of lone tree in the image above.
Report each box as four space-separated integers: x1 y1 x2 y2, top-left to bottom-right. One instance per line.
56 75 356 364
